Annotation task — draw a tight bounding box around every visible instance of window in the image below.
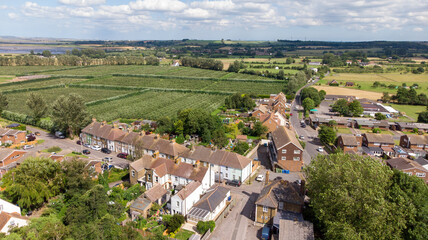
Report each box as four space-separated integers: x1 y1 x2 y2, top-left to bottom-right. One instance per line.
406 172 413 176
293 157 300 161
226 167 228 170
131 170 135 178
263 206 268 213
175 176 178 181
225 173 228 178
294 150 300 154
281 156 286 160
176 201 180 207
282 149 287 154
416 173 426 177
155 176 159 183
417 145 423 148
147 175 151 181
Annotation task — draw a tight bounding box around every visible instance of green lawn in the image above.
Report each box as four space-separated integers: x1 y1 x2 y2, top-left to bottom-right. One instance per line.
108 168 129 183
335 128 352 135
174 229 194 240
386 104 425 120
358 129 394 135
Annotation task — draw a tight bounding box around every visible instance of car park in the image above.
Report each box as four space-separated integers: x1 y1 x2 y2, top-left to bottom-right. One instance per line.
256 174 264 182
82 149 90 154
101 148 111 154
117 152 128 159
91 145 101 151
227 179 241 187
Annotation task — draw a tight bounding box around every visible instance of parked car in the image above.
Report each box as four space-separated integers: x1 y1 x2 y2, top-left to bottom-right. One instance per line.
117 153 128 159
34 132 41 136
91 145 101 151
227 179 241 187
103 157 113 163
299 135 305 140
256 174 264 182
82 149 90 154
26 133 36 142
76 140 81 145
55 131 65 139
301 124 306 128
317 147 324 152
101 148 111 154
83 143 90 148
23 145 34 150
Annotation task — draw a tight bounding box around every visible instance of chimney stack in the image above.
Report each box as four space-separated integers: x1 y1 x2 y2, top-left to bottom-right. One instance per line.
265 171 269 185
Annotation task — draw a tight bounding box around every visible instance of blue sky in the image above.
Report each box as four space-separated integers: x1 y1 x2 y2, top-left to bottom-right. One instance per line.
0 0 427 41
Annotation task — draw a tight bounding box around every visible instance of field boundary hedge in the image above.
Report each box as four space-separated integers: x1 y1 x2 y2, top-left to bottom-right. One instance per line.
112 73 283 83
1 111 55 131
15 65 99 76
85 90 149 106
70 84 234 95
2 84 66 94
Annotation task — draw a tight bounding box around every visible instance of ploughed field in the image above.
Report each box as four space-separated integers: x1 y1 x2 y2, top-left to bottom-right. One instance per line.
0 65 285 120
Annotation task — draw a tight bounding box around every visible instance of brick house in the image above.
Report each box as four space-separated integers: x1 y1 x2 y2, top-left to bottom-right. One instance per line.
255 180 304 225
336 135 361 152
400 135 428 150
0 129 26 145
362 133 394 148
0 149 27 178
386 157 428 183
269 126 304 172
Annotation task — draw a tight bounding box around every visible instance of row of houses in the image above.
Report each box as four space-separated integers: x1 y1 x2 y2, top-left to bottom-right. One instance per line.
0 128 26 146
336 133 428 182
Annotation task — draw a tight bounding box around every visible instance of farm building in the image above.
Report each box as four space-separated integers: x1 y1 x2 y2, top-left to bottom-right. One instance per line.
345 82 354 87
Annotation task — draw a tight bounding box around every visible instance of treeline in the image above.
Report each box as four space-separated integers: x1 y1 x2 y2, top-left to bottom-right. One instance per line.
283 69 313 96
180 57 223 71
393 88 428 105
301 87 326 113
224 93 255 111
156 108 228 148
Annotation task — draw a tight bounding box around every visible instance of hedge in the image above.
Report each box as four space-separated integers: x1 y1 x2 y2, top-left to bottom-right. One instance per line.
2 84 65 94
1 111 55 131
112 73 283 83
85 90 149 106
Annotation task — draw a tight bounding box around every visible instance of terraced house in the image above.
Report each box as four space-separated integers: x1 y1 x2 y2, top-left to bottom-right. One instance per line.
400 135 428 150
0 128 26 145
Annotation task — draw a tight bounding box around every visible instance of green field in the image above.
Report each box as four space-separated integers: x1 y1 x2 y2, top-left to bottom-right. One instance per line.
385 103 426 120
0 65 287 121
88 91 227 121
323 73 428 95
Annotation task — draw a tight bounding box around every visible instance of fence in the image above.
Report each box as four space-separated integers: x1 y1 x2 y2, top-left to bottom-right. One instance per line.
201 229 211 240
214 198 236 227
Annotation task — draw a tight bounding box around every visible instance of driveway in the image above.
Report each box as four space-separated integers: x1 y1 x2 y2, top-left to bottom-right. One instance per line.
26 126 131 168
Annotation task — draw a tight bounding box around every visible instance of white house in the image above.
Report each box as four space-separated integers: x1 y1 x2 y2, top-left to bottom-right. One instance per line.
171 181 203 216
0 199 21 215
187 184 230 223
0 212 28 234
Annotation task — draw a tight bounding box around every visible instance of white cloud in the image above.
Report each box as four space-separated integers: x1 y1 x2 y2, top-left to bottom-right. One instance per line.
129 0 186 12
413 27 423 32
181 8 211 19
58 0 106 7
8 12 18 19
0 5 8 10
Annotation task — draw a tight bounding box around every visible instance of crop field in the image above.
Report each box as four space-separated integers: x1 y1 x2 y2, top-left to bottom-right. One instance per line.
313 85 383 100
323 73 428 95
5 87 130 115
0 65 288 121
84 76 284 94
0 77 89 91
87 91 227 121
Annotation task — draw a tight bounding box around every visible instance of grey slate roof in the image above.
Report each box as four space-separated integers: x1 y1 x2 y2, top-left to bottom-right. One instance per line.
192 184 230 212
255 180 303 209
130 197 152 211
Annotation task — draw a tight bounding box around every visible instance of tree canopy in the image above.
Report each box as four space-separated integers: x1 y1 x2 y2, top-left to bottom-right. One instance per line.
304 153 428 240
26 92 48 121
318 126 336 145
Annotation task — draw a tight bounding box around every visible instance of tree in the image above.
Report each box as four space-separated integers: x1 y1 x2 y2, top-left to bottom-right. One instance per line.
318 126 336 145
331 99 349 116
196 221 215 234
348 100 363 117
42 50 52 57
375 113 387 120
233 141 249 155
417 111 428 123
26 92 48 121
305 153 428 240
145 56 160 66
251 121 268 137
51 93 90 137
301 87 322 106
164 214 185 233
381 92 391 103
0 93 8 114
286 57 294 64
227 60 243 73
2 157 62 210
302 98 315 114
61 158 94 200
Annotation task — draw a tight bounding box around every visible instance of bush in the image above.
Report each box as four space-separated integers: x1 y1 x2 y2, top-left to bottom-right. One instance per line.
196 220 215 234
164 214 185 233
372 128 381 133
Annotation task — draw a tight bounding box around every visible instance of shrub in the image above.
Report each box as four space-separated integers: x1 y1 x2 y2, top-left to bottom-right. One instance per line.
47 146 61 153
196 220 215 234
372 128 381 133
164 214 185 233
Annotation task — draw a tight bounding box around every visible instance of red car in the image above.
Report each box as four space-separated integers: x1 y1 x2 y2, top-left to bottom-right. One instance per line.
117 153 128 159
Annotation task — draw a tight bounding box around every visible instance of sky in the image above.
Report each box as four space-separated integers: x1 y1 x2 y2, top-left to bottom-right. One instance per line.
0 0 427 41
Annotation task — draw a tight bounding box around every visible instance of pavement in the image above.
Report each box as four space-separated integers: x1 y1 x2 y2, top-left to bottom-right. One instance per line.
25 126 131 168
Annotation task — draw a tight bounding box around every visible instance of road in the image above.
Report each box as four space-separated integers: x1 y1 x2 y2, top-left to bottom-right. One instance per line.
26 126 130 168
289 77 326 165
